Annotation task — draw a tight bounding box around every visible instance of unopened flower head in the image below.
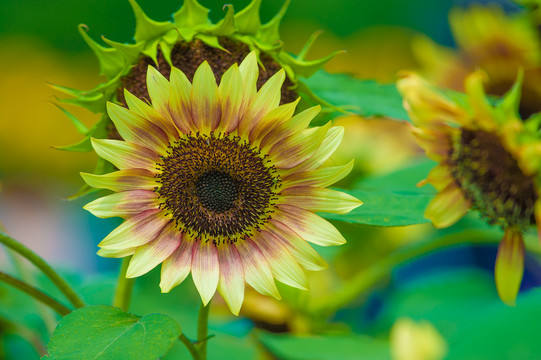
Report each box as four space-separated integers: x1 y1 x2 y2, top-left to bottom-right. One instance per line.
398 70 541 306
82 52 362 315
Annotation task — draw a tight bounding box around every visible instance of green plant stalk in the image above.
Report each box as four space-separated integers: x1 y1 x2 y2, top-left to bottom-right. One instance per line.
179 334 201 360
196 300 212 360
0 271 71 316
310 229 539 316
0 231 85 309
112 257 134 310
0 316 47 356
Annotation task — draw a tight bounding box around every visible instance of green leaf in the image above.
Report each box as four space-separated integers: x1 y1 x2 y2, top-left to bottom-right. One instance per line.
258 332 391 360
321 160 436 226
46 305 181 360
304 71 410 121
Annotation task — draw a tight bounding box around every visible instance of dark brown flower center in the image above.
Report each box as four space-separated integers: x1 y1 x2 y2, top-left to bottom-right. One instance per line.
155 133 280 243
117 37 297 106
450 128 538 229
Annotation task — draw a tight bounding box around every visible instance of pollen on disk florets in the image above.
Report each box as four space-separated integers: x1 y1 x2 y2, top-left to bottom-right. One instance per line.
155 132 281 244
450 128 538 229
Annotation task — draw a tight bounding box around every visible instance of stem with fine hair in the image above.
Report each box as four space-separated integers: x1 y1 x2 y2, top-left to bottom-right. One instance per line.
179 333 201 360
112 257 134 310
0 271 71 316
196 300 212 360
0 231 85 309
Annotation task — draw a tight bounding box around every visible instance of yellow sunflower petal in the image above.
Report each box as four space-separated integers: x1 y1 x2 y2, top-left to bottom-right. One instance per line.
97 247 137 258
249 99 300 144
191 241 220 305
160 237 194 293
495 228 525 306
83 190 159 219
289 126 344 173
217 63 243 134
236 238 281 299
274 204 347 246
281 160 354 188
91 138 160 172
191 61 220 133
238 51 258 110
81 169 156 192
126 223 181 278
424 183 471 228
98 209 170 250
280 186 362 214
169 67 194 134
217 245 245 316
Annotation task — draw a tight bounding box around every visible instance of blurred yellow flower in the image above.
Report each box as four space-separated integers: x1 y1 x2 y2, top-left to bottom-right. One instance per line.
390 318 447 360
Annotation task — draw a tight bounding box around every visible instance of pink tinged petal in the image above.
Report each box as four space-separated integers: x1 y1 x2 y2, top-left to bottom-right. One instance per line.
267 220 328 271
495 229 525 306
238 69 286 137
99 209 170 250
97 247 136 258
83 190 159 219
160 236 194 293
191 241 219 305
146 66 173 120
126 223 181 278
282 160 354 188
280 186 363 214
268 122 332 170
238 51 258 112
217 245 245 316
81 169 157 192
284 126 344 174
254 230 308 290
217 64 243 134
106 102 170 154
191 61 221 133
124 89 178 141
236 238 281 299
91 138 160 172
273 204 347 246
169 67 194 134
249 99 300 145
258 104 319 150
424 184 471 228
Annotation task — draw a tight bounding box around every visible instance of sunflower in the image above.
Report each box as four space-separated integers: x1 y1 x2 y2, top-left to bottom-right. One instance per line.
397 70 541 306
53 0 340 198
82 52 362 315
413 5 541 119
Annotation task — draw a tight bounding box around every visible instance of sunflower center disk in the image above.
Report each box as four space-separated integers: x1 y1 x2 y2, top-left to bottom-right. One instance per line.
156 133 279 243
451 129 538 229
196 171 238 213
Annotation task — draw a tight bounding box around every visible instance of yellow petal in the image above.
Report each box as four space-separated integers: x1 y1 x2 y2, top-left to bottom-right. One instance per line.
424 184 470 228
191 61 220 133
495 228 525 306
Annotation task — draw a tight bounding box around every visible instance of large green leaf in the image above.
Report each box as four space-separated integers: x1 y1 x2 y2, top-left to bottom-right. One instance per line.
304 71 410 121
258 332 391 360
321 160 436 226
46 305 181 360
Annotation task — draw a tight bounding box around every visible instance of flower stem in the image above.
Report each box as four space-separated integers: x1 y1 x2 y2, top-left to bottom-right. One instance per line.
0 271 71 316
179 333 201 360
196 300 212 360
0 231 85 309
112 257 134 310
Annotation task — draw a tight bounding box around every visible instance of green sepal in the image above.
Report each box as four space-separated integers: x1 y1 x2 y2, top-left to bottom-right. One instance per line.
173 0 210 41
295 79 348 113
48 83 87 98
258 0 290 45
55 92 106 114
234 0 262 35
141 38 160 65
67 158 115 200
78 24 125 79
159 29 180 66
128 0 175 43
196 33 227 51
281 49 345 78
51 103 89 134
498 69 523 119
208 4 236 36
102 37 146 66
52 136 93 152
